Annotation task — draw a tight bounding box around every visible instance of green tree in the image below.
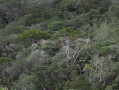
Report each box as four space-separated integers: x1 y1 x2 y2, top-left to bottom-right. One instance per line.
0 57 13 89
60 27 80 39
17 29 50 45
0 0 29 23
64 75 95 90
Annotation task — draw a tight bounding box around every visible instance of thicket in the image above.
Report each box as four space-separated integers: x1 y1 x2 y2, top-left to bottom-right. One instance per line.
0 0 119 90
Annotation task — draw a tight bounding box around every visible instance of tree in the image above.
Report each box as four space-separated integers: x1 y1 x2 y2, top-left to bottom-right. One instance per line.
32 64 66 90
64 75 95 90
17 29 50 45
0 0 29 23
55 27 80 39
0 57 13 89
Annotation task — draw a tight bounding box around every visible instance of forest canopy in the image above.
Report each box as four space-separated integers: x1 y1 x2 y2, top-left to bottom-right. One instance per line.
0 0 119 90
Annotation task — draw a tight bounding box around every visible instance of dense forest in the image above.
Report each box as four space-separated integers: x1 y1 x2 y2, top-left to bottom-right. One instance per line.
0 0 119 90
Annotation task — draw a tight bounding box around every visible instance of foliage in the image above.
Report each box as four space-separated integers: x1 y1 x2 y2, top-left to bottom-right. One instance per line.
17 29 50 45
0 57 12 64
47 20 64 32
64 76 95 90
53 27 80 39
0 0 119 89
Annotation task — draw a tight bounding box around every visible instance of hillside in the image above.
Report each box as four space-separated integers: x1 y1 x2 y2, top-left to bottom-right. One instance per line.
0 0 119 90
